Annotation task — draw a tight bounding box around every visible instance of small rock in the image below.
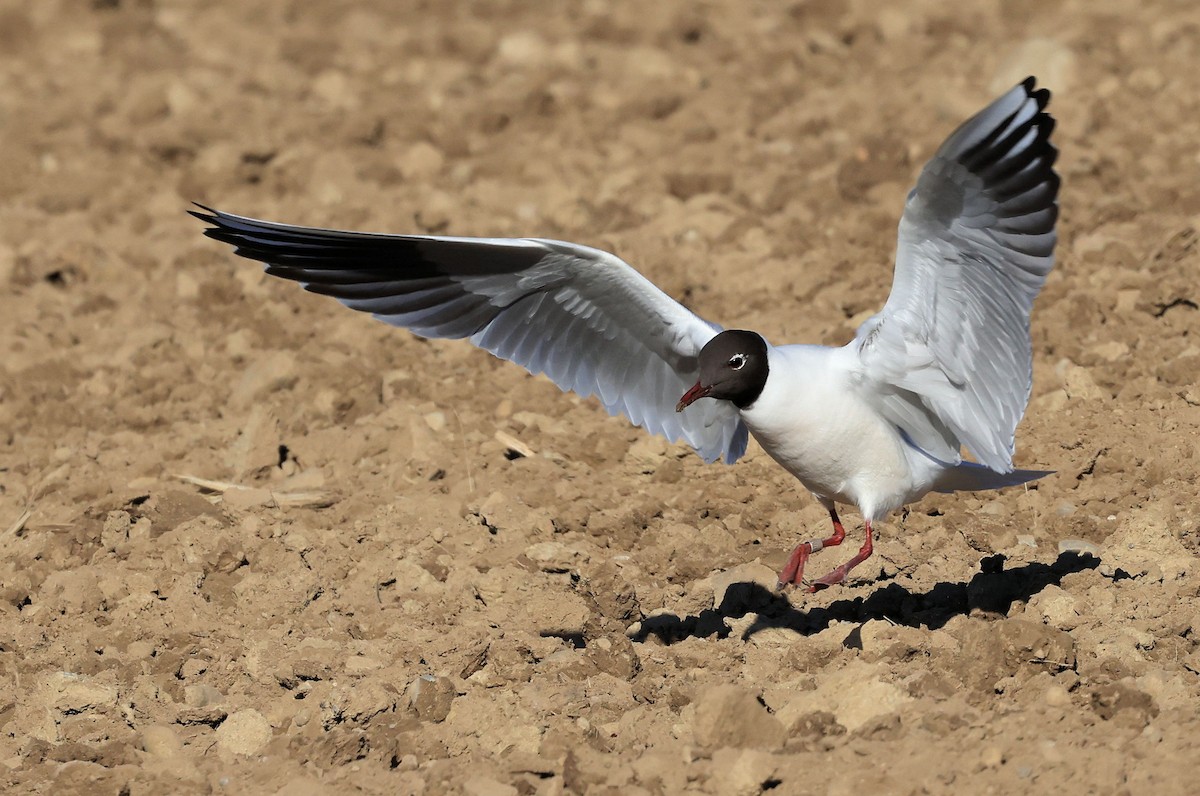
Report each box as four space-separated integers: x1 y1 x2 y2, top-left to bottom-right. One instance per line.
777 660 912 733
406 675 455 722
1090 683 1158 722
1044 685 1071 707
709 748 780 796
215 709 272 756
523 542 574 573
46 672 117 716
691 685 785 749
184 684 224 708
980 746 1005 768
1055 360 1105 400
1016 534 1037 548
176 705 228 726
141 725 184 758
1032 586 1081 630
178 660 208 680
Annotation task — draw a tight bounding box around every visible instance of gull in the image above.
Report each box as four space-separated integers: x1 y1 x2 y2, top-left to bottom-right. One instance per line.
194 77 1058 592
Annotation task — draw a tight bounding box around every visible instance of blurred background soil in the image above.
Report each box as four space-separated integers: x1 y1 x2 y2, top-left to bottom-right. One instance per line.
2 0 1199 793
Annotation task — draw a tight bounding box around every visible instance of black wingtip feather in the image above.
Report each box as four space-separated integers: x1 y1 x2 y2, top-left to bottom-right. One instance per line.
958 79 1059 221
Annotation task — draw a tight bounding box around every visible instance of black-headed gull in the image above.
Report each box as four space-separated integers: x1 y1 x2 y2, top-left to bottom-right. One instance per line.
194 77 1058 592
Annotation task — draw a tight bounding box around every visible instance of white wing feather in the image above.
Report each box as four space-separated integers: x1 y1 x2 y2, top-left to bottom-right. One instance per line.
855 78 1059 471
194 207 748 464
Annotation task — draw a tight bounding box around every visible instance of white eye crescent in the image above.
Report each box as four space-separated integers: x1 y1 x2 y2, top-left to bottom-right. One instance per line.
729 354 746 370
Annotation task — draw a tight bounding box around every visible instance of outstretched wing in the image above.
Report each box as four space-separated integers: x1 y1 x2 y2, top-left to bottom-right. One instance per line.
193 206 748 463
855 78 1059 471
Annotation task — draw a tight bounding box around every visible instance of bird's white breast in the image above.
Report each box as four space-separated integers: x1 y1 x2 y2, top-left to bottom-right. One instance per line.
738 345 926 519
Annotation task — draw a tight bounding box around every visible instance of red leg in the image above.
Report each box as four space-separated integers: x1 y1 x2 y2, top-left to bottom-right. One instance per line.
808 520 874 592
776 507 847 590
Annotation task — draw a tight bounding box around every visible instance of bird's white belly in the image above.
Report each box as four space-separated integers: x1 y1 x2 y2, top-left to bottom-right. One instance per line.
739 345 923 518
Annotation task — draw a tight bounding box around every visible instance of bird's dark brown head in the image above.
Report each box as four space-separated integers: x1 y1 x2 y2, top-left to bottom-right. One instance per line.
676 330 769 412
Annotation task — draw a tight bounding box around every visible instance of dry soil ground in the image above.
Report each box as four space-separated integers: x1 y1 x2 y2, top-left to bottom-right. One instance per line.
2 0 1200 794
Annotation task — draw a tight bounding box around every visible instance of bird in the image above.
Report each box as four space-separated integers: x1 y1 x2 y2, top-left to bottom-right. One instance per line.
193 76 1058 593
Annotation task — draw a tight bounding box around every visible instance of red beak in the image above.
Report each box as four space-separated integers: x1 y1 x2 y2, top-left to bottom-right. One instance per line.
676 381 711 412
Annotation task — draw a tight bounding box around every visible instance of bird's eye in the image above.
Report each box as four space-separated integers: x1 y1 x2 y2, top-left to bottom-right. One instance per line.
728 354 746 370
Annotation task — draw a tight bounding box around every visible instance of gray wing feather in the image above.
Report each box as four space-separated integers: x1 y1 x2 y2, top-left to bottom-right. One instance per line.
193 206 748 464
856 78 1059 471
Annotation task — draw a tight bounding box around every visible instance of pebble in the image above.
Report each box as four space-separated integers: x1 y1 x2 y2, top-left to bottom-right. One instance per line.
406 675 456 722
184 684 224 708
709 748 780 796
1044 685 1071 707
48 672 118 715
1055 360 1105 400
523 541 575 572
141 724 184 758
691 685 785 750
215 709 272 756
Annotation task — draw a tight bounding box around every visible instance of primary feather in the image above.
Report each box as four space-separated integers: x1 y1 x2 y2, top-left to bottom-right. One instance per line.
191 206 749 464
855 77 1059 472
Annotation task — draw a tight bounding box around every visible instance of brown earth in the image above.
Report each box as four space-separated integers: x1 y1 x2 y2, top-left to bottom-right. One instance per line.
2 0 1200 793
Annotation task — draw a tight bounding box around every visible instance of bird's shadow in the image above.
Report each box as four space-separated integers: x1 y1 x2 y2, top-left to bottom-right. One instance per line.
630 551 1100 644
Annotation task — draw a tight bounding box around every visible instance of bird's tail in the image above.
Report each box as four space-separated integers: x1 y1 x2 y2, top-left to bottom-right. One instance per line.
933 461 1052 494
